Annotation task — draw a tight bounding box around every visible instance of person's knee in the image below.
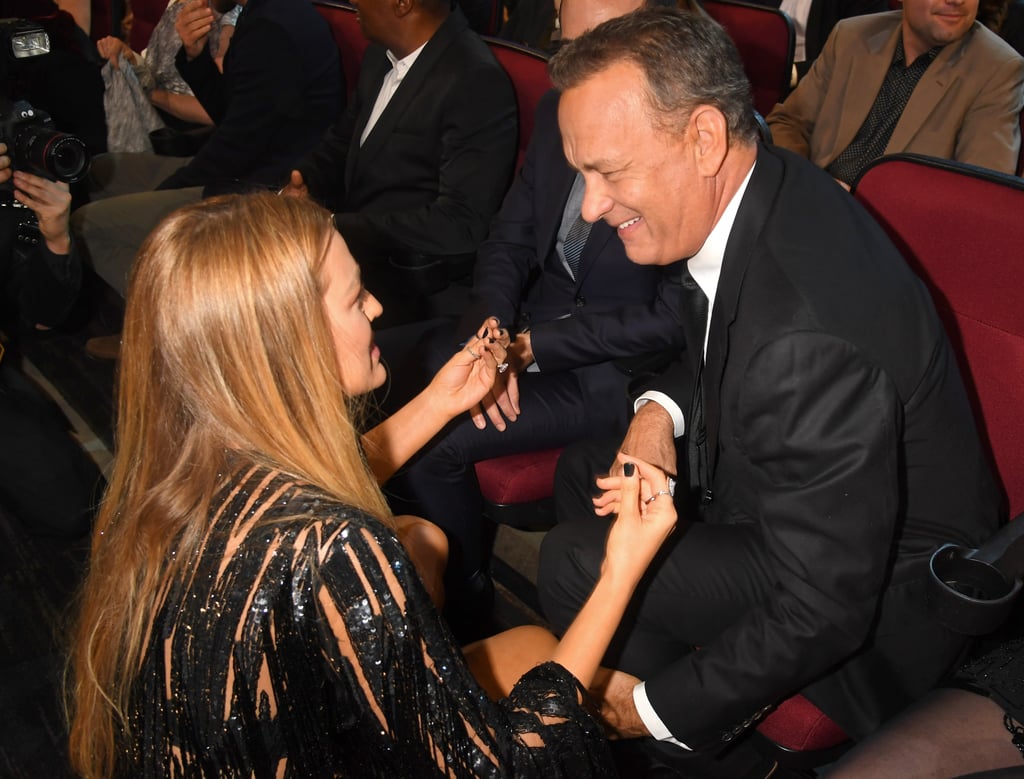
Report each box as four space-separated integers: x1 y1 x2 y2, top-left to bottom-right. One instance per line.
537 519 605 633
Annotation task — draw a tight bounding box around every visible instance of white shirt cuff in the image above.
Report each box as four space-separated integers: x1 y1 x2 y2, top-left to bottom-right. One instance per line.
634 391 686 439
633 681 692 750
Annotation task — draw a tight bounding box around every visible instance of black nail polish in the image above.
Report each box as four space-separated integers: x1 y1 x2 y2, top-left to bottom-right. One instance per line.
623 462 635 477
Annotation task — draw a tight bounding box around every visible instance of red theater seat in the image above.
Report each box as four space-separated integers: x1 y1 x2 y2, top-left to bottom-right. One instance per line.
313 1 369 100
482 37 551 169
703 0 795 117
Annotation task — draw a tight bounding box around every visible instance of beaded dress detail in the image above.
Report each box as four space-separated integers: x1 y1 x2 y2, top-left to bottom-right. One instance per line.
120 466 613 777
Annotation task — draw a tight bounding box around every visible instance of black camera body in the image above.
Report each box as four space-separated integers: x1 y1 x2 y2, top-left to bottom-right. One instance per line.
0 97 90 183
0 18 90 184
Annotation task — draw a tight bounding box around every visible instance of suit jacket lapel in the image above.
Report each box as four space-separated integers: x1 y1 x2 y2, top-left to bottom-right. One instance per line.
831 22 900 163
345 50 390 191
703 148 781 476
352 10 465 179
887 28 971 153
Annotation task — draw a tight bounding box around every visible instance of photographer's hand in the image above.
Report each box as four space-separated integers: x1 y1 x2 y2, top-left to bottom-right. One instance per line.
0 143 11 186
12 171 72 256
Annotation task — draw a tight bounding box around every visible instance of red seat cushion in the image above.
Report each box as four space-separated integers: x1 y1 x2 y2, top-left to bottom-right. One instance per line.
474 447 563 505
757 694 848 752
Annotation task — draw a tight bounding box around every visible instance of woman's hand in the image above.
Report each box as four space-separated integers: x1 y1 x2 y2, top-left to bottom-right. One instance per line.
426 317 508 421
598 455 678 585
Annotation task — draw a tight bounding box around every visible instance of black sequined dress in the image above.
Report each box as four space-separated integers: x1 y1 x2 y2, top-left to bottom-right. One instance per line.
120 466 614 777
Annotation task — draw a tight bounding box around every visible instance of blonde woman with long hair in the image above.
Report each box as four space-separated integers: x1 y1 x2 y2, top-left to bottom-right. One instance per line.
67 193 677 777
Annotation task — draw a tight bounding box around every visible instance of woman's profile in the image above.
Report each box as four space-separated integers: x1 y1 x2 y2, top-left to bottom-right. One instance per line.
67 193 677 777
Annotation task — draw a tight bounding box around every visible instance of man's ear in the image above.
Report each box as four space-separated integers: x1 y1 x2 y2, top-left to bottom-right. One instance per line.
690 105 729 177
394 0 414 17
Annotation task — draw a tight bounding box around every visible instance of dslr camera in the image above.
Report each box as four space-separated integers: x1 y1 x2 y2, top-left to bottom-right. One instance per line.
0 19 89 184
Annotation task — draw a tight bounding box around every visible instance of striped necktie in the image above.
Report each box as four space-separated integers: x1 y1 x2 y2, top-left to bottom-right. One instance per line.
562 212 591 279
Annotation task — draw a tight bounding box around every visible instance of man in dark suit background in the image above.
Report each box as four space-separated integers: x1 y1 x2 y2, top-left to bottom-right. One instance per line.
382 0 684 638
536 8 1000 773
283 0 517 326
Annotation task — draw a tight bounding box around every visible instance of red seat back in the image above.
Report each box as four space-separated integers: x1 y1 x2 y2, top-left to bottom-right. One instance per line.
483 37 551 169
854 154 1024 517
314 0 369 100
90 0 112 39
703 0 794 117
127 0 167 51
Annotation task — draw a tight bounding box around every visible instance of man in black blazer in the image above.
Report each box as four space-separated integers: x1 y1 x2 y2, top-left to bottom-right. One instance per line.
536 7 1000 769
285 0 517 326
384 0 685 637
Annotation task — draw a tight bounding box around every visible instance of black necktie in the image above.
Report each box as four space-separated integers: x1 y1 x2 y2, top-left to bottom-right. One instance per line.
681 265 710 502
562 211 591 279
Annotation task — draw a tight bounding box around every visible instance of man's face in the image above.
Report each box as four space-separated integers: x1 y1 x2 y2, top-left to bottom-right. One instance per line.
352 0 391 44
559 61 719 266
902 0 978 56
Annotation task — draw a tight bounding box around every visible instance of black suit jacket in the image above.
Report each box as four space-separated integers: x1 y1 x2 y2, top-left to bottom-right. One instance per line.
644 145 1000 747
160 0 342 193
457 90 685 383
299 9 517 263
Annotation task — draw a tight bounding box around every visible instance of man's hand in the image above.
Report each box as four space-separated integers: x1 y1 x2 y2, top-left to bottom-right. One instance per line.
279 169 310 198
591 668 652 739
12 171 73 256
469 327 529 431
175 0 215 60
593 402 677 517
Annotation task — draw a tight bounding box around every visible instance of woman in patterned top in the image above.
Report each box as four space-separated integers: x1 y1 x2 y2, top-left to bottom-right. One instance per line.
67 192 678 777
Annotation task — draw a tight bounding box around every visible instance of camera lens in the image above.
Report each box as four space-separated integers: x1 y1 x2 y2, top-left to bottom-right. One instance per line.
15 126 90 184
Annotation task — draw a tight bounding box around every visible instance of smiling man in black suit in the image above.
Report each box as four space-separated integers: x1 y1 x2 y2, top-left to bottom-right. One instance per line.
537 7 1001 773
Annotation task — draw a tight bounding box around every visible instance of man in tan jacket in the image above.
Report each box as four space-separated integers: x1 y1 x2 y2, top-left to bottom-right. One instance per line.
767 0 1024 187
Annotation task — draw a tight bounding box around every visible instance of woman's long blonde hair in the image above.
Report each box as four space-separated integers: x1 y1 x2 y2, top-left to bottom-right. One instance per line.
67 193 391 778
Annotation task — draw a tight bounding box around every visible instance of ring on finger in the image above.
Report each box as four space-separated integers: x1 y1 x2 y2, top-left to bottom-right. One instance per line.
644 489 672 505
497 362 509 373
465 346 480 359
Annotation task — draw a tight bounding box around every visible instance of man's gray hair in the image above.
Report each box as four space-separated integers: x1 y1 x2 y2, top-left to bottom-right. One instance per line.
549 7 758 144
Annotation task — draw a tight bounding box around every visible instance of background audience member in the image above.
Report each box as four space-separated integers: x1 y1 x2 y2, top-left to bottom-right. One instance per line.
767 0 1024 187
537 8 1000 775
66 193 677 778
980 0 1024 53
383 0 686 640
283 0 518 327
96 0 241 150
0 145 100 538
72 0 341 306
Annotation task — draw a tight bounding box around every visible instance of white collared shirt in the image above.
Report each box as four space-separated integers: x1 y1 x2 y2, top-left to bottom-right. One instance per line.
634 163 755 439
360 42 427 146
631 161 755 750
